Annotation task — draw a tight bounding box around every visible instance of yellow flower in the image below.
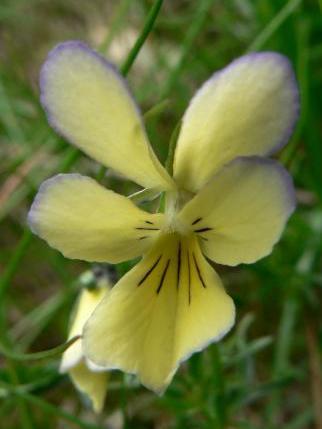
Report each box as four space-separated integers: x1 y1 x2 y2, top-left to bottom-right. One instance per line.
28 41 299 393
60 279 110 413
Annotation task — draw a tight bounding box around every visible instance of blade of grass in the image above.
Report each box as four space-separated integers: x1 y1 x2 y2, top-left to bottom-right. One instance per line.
4 361 35 429
0 228 31 305
280 17 309 167
265 222 321 422
159 0 216 98
10 281 80 349
246 0 302 52
0 75 26 145
7 389 102 429
305 321 322 429
211 345 227 428
143 98 170 122
120 0 163 76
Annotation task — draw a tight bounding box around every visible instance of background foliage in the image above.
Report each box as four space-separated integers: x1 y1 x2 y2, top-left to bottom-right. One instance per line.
0 0 321 428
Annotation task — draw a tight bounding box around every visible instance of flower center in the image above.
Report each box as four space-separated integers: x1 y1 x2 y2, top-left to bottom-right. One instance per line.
163 190 194 236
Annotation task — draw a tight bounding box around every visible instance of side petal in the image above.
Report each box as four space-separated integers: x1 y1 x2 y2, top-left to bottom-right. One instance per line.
60 286 108 372
178 157 296 266
40 41 174 191
70 362 108 414
173 52 300 192
83 233 235 394
28 174 164 263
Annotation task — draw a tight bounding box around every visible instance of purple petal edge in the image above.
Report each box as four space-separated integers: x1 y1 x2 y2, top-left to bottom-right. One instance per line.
228 155 296 215
195 51 300 155
27 173 88 236
39 40 145 147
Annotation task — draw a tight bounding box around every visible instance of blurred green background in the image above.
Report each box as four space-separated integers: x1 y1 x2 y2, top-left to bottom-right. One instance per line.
0 0 321 428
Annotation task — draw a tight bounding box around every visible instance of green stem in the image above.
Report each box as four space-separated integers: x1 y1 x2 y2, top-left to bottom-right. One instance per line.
0 336 80 362
120 0 163 76
143 98 170 122
165 120 181 176
60 147 80 173
129 187 161 204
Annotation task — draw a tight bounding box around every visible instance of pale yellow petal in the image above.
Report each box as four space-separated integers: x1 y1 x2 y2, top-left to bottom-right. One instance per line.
173 53 299 192
70 362 108 414
60 285 109 413
40 41 174 191
179 157 296 266
28 174 165 263
61 286 108 372
174 236 235 365
83 233 234 393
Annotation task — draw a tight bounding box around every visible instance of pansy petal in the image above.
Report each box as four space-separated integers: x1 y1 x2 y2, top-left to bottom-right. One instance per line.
173 53 299 192
179 157 296 266
28 174 164 264
40 41 174 191
83 233 235 394
60 286 108 372
60 284 109 413
70 362 108 414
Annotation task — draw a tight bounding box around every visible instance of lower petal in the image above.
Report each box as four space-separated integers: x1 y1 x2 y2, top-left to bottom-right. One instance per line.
69 361 108 413
83 233 235 393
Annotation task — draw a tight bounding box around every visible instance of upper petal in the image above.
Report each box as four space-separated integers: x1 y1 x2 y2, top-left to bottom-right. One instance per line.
178 157 296 266
40 41 174 191
173 52 300 192
83 233 235 394
28 173 165 263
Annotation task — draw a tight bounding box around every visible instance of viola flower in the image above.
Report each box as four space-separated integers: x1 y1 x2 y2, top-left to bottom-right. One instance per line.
60 280 110 413
28 41 299 394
